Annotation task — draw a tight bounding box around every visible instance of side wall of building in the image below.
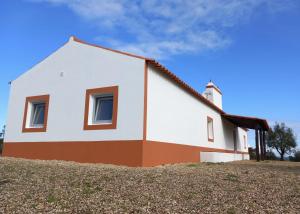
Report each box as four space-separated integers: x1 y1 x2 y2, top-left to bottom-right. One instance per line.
145 65 248 164
4 41 145 142
3 40 145 166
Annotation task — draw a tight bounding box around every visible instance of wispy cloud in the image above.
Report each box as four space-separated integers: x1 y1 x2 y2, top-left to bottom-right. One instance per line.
29 0 295 59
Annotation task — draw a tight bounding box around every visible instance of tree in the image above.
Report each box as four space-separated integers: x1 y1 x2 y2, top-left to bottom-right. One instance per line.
0 125 5 138
0 125 4 155
266 123 297 161
0 138 2 154
0 124 5 149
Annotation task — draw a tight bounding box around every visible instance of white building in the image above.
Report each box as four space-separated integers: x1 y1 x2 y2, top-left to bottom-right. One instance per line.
3 36 269 166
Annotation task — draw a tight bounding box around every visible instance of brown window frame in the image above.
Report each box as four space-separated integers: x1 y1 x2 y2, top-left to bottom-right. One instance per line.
207 116 214 142
83 86 118 130
22 95 50 133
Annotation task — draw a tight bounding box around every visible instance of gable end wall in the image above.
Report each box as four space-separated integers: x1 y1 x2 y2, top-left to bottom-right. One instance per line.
4 41 145 142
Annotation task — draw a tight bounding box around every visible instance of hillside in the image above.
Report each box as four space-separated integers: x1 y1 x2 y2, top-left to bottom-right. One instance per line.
0 158 299 213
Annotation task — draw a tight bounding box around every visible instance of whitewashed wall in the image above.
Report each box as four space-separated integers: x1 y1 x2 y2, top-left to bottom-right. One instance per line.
5 37 249 153
200 152 250 162
204 86 223 110
146 65 248 152
5 39 145 142
237 127 248 152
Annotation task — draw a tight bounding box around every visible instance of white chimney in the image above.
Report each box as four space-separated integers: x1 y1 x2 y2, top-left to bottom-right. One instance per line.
202 81 223 109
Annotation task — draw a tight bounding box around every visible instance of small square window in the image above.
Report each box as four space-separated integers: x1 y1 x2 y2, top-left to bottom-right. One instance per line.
93 95 113 124
207 116 214 142
30 103 46 127
84 86 118 130
22 95 49 132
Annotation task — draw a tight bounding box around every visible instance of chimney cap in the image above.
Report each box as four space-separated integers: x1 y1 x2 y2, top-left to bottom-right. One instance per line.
206 80 214 87
206 81 222 94
69 36 75 42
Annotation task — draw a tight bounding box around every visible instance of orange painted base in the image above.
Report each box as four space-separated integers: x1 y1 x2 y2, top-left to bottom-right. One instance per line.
142 141 200 166
3 140 248 167
3 141 143 167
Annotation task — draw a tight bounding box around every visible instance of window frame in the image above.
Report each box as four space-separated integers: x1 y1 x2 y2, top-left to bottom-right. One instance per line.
207 116 214 142
243 135 247 149
93 95 114 124
22 95 50 133
30 102 46 128
83 86 118 130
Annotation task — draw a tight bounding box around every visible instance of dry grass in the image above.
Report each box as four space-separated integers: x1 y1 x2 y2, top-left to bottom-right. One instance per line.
0 157 299 213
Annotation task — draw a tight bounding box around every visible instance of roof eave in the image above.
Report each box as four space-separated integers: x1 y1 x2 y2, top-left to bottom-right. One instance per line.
222 113 270 131
72 36 150 61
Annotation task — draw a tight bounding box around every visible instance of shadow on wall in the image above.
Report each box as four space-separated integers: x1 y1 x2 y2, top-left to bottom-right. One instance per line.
222 118 235 150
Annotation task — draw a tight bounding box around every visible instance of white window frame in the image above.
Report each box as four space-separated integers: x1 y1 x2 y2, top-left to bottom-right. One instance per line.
207 116 214 142
22 94 49 133
84 86 118 130
92 94 114 125
30 102 46 128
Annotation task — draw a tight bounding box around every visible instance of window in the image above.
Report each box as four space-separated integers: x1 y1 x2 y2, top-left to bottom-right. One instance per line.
93 95 113 124
207 116 214 142
244 135 247 149
22 95 50 132
31 103 46 127
84 86 118 130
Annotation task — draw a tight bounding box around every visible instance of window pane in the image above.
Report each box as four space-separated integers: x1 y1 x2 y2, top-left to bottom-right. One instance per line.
32 103 45 126
94 96 113 122
208 119 214 140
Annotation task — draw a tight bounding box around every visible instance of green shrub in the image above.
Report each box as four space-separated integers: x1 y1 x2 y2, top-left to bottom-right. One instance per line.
248 147 256 160
289 151 300 162
265 150 278 160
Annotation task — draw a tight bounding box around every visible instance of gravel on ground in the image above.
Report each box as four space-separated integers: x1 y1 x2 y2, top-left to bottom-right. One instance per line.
0 157 299 213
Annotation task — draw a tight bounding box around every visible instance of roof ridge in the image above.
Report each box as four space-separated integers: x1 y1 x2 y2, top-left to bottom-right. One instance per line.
71 36 151 60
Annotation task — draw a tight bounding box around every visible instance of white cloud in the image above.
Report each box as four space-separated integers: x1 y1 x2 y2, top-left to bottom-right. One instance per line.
98 30 231 59
29 0 295 59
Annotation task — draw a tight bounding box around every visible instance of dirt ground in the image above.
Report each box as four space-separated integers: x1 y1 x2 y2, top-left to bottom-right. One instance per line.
0 157 299 213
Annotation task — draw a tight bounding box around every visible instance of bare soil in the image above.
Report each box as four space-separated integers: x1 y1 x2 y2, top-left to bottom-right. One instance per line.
0 157 299 213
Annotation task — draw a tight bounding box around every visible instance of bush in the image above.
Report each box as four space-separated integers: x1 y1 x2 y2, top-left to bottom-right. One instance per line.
248 147 278 160
265 150 277 160
289 151 300 162
248 147 256 160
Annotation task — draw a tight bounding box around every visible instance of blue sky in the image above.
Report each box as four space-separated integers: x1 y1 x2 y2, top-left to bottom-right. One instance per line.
1 0 300 147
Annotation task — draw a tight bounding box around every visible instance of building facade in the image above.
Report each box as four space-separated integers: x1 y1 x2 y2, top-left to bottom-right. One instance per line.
3 36 268 166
